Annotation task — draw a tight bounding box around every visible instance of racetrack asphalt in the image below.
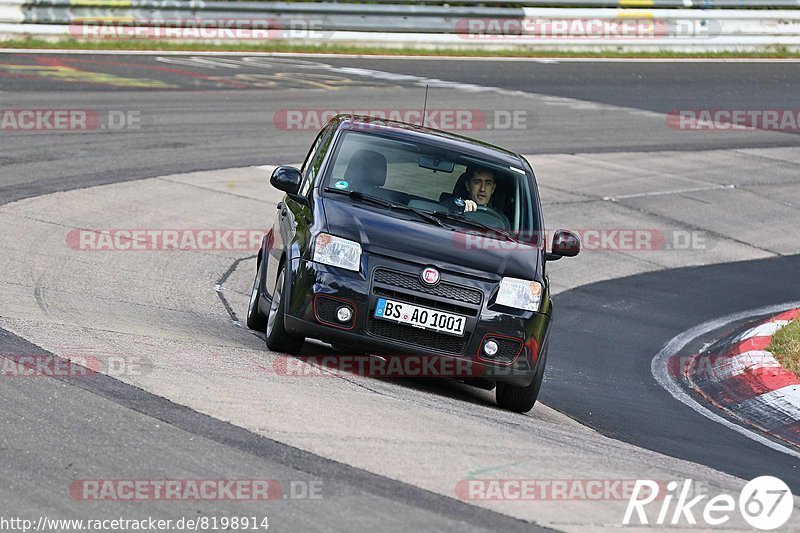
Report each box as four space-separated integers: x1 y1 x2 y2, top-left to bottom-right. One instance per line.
2 52 799 206
544 254 800 488
1 52 799 531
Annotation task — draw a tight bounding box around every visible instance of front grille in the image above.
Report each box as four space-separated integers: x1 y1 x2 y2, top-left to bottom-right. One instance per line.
373 269 482 305
366 318 470 354
368 267 482 355
373 287 476 316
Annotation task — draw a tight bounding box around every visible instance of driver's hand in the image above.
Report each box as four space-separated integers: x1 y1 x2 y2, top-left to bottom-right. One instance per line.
464 200 477 212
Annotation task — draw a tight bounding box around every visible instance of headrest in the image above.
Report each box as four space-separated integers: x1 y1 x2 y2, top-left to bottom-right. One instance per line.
344 149 387 188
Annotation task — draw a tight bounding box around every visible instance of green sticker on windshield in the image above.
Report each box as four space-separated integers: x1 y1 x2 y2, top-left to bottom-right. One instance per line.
335 180 349 189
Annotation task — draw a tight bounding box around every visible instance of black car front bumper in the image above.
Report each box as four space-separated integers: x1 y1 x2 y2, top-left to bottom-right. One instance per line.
283 257 551 387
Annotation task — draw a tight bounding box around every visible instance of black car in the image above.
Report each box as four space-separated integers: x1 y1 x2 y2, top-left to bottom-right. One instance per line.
247 115 579 412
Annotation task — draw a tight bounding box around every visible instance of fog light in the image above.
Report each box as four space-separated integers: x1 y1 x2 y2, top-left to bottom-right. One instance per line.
483 339 499 357
336 306 353 323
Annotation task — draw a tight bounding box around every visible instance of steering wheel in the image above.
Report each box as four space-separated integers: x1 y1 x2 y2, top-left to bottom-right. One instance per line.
467 205 510 230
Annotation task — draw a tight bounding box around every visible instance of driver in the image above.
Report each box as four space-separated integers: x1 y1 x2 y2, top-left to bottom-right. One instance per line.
457 166 510 228
462 166 497 212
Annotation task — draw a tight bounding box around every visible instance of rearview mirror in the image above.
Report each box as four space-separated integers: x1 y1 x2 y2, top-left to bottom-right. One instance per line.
418 156 454 173
270 166 302 195
547 229 580 260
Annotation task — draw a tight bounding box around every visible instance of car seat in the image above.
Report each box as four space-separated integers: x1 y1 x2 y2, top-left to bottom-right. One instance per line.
345 149 386 186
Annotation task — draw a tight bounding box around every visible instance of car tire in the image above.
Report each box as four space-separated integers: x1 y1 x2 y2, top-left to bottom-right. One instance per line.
495 347 547 413
265 263 305 354
246 257 268 331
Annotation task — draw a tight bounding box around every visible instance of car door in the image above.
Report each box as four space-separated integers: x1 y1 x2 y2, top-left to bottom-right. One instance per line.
265 122 336 298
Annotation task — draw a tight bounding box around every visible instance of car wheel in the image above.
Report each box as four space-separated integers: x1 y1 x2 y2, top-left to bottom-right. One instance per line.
265 263 305 354
246 258 268 331
495 347 547 413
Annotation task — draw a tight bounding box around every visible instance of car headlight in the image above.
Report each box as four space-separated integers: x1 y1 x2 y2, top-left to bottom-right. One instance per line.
313 233 362 272
496 277 543 312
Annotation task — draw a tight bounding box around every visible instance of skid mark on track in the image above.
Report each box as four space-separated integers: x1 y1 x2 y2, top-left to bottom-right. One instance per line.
214 253 255 327
34 279 49 316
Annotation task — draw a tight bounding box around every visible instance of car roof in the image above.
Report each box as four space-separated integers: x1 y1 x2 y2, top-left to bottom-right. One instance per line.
332 114 530 172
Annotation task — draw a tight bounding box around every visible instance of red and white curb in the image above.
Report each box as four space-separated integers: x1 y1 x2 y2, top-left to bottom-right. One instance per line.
681 308 800 447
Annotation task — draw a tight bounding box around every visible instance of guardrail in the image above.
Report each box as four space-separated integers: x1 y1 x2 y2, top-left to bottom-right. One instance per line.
1 0 799 51
21 0 800 8
336 0 800 5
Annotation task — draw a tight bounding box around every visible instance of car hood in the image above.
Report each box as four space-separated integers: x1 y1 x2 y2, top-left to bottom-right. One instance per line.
321 196 542 281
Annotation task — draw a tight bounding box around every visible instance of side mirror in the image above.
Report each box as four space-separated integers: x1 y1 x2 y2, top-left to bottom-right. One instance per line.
270 166 302 195
546 229 580 261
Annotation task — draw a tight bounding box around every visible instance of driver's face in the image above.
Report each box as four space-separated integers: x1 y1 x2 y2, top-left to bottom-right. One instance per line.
466 171 496 206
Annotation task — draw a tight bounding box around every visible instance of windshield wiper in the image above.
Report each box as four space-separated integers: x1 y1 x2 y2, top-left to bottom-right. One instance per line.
325 187 392 207
430 211 518 242
324 188 451 229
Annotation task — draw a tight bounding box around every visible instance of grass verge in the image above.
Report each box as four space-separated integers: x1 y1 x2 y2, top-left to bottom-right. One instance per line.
769 317 800 377
1 37 799 58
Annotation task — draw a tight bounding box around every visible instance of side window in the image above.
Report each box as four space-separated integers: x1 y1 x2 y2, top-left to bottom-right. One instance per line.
299 123 335 196
300 130 325 177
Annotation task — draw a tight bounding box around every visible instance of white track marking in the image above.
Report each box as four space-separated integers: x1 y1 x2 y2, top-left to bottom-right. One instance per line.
692 350 780 382
734 320 790 341
602 184 735 201
651 301 800 459
776 384 800 408
312 64 664 118
731 386 800 425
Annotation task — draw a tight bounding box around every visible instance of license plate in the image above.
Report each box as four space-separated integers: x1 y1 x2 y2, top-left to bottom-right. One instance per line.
374 298 466 337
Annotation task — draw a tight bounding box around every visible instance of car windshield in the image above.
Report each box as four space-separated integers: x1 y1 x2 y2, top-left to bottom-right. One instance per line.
322 131 540 239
